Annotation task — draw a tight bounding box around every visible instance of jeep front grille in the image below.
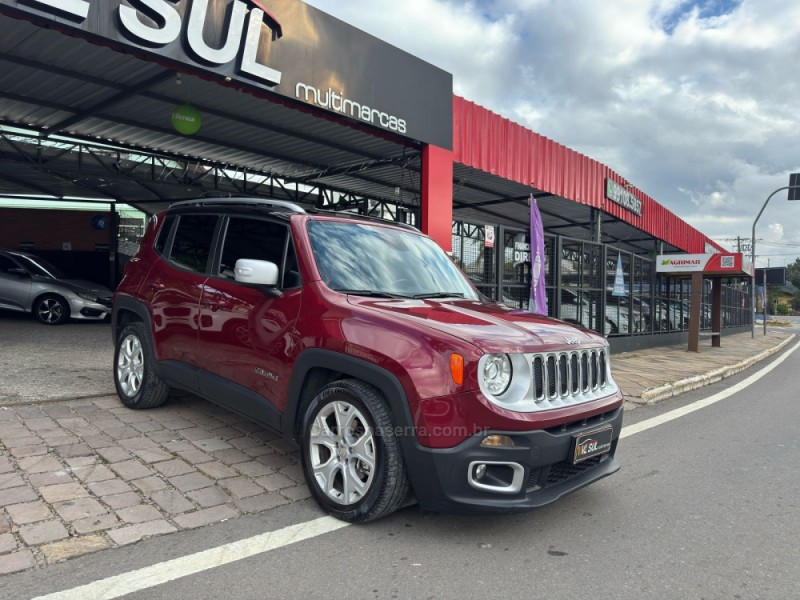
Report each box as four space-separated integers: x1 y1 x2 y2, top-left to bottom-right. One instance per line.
534 349 610 406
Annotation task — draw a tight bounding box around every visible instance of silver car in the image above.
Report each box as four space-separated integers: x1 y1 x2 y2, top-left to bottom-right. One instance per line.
0 249 112 325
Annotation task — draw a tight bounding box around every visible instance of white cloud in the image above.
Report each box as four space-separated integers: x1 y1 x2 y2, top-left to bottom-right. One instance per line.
304 0 800 265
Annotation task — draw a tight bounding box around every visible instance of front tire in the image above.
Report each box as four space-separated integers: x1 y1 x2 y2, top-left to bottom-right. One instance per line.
114 322 169 409
300 379 410 523
34 294 70 325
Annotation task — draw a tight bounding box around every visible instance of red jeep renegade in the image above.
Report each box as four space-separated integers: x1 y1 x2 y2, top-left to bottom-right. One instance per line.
112 198 622 522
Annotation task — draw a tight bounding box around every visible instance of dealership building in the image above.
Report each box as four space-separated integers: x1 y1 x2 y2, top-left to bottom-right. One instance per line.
0 0 752 350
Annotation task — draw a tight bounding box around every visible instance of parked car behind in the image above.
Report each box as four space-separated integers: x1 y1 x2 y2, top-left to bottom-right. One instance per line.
0 248 112 325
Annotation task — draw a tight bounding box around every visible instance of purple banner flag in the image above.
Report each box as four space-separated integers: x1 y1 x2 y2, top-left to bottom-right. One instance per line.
529 194 548 315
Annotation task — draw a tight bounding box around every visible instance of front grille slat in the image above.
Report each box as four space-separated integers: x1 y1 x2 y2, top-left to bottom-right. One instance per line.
531 349 610 408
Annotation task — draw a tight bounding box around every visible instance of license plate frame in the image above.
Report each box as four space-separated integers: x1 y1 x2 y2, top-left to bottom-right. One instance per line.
572 426 614 464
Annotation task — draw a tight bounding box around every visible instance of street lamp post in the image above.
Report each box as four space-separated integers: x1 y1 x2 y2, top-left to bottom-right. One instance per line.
751 182 800 337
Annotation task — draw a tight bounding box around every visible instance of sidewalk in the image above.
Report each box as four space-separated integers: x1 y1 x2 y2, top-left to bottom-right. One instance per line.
0 329 795 575
614 330 795 408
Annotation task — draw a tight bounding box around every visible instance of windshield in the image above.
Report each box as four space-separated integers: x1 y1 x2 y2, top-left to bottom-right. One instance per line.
307 220 479 300
15 254 66 279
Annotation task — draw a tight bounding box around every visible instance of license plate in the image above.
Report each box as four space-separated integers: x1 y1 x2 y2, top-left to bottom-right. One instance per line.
572 426 613 464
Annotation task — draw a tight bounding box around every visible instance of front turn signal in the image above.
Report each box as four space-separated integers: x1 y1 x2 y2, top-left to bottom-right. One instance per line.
450 353 464 385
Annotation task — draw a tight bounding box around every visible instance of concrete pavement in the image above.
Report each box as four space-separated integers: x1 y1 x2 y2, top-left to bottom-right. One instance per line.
0 313 796 576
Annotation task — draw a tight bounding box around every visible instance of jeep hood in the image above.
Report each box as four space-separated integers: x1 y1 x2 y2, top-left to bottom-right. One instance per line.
348 297 605 353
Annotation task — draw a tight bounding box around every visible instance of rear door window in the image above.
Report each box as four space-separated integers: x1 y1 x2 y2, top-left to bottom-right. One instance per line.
169 215 218 274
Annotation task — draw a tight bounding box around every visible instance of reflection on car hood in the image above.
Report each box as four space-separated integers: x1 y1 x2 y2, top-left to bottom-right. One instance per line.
348 297 605 353
32 276 112 296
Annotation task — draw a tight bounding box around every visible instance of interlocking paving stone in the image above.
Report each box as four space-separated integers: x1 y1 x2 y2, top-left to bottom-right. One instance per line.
173 505 238 529
235 493 289 514
87 478 132 497
234 460 273 478
162 440 195 453
39 482 89 504
117 436 159 451
71 464 116 483
0 513 11 534
53 497 107 522
179 428 213 441
99 492 141 510
145 430 176 443
0 486 39 507
40 535 108 564
0 549 36 575
10 444 48 458
17 455 63 474
19 519 69 545
169 472 213 493
96 446 132 463
0 472 25 490
149 490 194 514
5 500 52 525
219 477 263 499
109 459 153 481
281 485 312 502
152 459 194 477
0 533 17 553
256 453 295 471
73 513 120 535
212 448 252 465
83 435 114 449
0 456 14 473
255 473 295 492
28 470 73 488
243 445 275 458
176 449 212 464
53 443 95 459
65 456 96 468
133 448 173 464
107 520 177 546
196 461 238 480
116 505 163 524
186 485 231 508
279 464 306 483
193 438 233 453
130 476 168 493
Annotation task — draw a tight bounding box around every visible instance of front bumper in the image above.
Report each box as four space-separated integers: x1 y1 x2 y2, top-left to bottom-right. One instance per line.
67 296 112 320
403 406 623 513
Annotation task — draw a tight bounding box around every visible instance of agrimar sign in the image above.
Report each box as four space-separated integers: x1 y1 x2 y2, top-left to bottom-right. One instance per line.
0 0 453 147
656 253 753 277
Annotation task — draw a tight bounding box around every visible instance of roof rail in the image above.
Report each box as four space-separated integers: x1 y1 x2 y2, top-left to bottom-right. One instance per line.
313 209 419 232
169 197 307 214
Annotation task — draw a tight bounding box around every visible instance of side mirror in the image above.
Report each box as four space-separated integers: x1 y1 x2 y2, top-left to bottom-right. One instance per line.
235 259 279 287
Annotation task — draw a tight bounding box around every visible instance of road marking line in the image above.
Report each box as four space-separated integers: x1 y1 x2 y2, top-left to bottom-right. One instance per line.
621 337 800 439
31 516 349 600
32 338 800 600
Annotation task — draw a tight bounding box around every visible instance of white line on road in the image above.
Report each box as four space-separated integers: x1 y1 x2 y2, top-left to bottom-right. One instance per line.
31 517 349 600
32 337 800 600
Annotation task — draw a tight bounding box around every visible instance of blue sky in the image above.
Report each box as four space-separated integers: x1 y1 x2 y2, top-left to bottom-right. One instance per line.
305 0 800 266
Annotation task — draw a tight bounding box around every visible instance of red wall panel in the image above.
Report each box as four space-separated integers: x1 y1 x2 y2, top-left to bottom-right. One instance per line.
452 96 720 253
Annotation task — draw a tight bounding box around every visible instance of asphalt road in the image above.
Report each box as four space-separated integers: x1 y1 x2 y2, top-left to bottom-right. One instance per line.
2 338 798 600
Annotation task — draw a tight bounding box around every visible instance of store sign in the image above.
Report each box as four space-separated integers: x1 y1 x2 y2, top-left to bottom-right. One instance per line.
513 237 530 267
2 0 453 147
656 253 753 276
605 179 642 216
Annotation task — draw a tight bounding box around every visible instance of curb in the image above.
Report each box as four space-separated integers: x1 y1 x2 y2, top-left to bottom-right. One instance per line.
634 334 796 405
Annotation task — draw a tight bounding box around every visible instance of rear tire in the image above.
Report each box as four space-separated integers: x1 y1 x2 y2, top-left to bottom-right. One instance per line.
114 322 169 409
300 379 410 523
34 294 70 325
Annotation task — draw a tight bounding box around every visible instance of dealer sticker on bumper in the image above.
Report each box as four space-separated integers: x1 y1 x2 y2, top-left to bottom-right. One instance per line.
572 426 613 464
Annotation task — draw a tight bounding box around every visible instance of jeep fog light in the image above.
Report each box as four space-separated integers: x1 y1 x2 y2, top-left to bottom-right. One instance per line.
482 354 512 396
481 434 515 448
474 463 487 480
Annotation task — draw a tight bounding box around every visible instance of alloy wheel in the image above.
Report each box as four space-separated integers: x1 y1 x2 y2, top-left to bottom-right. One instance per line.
117 334 144 397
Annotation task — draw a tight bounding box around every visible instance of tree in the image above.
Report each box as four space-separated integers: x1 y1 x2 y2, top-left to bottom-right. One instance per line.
786 257 800 288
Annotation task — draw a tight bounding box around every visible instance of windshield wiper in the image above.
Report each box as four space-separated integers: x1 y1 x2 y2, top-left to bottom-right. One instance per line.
412 292 465 299
332 289 411 299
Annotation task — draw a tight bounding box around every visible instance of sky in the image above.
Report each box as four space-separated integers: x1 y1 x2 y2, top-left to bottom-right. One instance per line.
304 0 800 267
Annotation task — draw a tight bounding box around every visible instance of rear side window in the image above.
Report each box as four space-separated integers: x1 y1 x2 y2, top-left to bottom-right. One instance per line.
169 215 217 273
154 214 176 256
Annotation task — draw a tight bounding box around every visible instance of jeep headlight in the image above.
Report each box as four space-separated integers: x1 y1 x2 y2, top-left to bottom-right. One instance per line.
481 354 512 396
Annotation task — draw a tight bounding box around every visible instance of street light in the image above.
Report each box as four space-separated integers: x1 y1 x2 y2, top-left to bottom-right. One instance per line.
751 177 800 337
